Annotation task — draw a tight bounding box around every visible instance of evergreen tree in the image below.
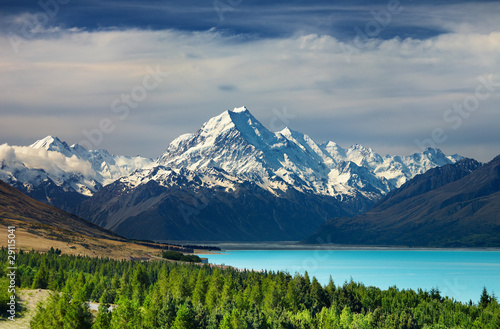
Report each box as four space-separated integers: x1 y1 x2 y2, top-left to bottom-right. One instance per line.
31 260 49 289
205 270 223 310
219 312 232 329
172 304 196 329
93 292 113 329
110 298 141 329
192 270 208 306
157 294 178 328
131 263 149 304
310 276 327 315
479 287 491 308
30 292 92 329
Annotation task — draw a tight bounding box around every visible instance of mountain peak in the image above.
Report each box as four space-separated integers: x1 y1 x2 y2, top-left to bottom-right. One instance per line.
30 135 64 149
279 127 293 136
199 106 275 144
230 106 249 113
423 147 443 155
30 136 75 158
70 143 88 153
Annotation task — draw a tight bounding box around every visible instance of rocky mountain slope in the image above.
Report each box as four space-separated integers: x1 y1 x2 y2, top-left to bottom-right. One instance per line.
305 156 500 247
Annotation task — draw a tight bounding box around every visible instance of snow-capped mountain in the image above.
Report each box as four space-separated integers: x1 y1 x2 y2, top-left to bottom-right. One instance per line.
155 106 461 199
29 136 155 187
0 106 465 240
76 106 464 241
0 136 154 211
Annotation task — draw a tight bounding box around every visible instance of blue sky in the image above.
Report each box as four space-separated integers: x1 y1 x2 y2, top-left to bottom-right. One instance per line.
0 0 499 161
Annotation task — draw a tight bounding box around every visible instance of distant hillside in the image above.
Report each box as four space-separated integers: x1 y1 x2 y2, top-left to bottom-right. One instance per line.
0 179 174 259
0 179 124 241
305 157 500 247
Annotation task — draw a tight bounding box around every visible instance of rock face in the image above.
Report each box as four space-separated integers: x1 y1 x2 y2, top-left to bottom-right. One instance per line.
305 157 500 247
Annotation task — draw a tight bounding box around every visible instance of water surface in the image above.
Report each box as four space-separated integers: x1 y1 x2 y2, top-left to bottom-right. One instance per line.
202 249 500 303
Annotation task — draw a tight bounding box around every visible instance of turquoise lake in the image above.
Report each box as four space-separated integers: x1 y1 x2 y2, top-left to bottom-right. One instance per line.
201 249 500 303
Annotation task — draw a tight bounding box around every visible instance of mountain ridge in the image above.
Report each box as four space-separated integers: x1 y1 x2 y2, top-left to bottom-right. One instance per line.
157 106 462 199
0 179 123 241
73 107 465 241
0 136 154 212
305 156 500 247
0 106 467 241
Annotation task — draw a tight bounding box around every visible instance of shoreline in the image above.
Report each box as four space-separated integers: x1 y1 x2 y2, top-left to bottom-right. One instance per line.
163 241 500 253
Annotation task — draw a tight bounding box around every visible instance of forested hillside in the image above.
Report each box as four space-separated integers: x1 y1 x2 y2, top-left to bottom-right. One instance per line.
1 249 499 328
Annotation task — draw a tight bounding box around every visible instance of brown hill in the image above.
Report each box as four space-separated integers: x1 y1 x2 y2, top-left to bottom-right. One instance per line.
0 180 175 259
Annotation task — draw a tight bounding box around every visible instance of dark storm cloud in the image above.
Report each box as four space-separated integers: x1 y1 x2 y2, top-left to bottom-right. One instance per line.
0 0 472 38
1 0 499 162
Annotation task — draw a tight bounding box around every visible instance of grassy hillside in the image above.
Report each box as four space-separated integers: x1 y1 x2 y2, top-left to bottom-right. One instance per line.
0 180 182 259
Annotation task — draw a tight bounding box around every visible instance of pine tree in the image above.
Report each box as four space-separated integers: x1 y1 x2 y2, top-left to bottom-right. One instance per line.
479 287 491 308
131 263 149 304
172 304 196 329
157 294 178 328
192 270 208 306
219 312 232 329
93 303 112 329
326 275 336 302
110 298 141 329
230 308 246 329
93 291 113 329
310 276 327 314
31 260 49 289
220 274 236 307
205 270 223 310
30 292 92 329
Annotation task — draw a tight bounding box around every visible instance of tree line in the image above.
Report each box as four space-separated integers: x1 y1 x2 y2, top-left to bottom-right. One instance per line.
0 247 499 328
162 250 202 263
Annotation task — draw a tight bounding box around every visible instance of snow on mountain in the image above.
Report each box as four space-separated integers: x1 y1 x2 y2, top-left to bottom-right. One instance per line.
0 136 154 209
119 165 245 193
80 106 466 241
155 106 462 200
158 106 336 197
1 106 463 213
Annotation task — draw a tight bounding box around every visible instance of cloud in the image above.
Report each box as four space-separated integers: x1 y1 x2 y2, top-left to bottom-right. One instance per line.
0 144 96 177
0 2 499 162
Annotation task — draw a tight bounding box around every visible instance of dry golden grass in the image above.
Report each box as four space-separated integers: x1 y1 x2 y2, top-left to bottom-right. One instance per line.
0 179 186 260
0 220 166 260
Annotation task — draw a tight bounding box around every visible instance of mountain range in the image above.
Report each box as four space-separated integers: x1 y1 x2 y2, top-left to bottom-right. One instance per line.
305 156 500 247
0 106 465 241
0 136 154 212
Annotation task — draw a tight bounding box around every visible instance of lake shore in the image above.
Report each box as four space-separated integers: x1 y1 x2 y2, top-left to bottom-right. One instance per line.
159 240 500 252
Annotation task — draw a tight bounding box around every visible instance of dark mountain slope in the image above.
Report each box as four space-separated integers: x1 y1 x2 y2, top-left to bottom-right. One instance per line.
305 157 500 247
77 169 355 241
0 179 123 241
